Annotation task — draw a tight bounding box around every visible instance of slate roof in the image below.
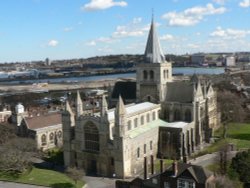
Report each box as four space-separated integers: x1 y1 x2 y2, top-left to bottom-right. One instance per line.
165 82 194 103
24 113 62 130
164 162 212 184
111 81 136 100
144 18 165 64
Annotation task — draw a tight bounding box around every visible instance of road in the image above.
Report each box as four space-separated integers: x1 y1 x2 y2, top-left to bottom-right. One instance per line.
0 181 47 188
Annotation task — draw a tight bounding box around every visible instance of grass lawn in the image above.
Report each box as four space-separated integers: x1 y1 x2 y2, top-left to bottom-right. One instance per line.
193 123 250 157
0 167 84 188
155 159 173 172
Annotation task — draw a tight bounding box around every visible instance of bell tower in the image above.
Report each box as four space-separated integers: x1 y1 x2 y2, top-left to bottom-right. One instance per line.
136 16 172 103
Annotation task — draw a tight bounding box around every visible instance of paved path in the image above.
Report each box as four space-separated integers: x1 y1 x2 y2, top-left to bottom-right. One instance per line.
0 181 47 188
83 176 116 188
189 151 238 167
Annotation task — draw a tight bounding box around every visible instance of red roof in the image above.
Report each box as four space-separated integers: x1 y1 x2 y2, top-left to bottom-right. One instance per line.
24 113 62 130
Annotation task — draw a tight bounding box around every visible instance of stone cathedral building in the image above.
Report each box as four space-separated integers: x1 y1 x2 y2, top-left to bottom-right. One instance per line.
62 18 218 178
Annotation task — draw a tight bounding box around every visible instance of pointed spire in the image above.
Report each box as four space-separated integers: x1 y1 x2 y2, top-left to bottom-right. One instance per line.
65 100 73 114
101 95 108 117
116 95 126 115
144 15 165 64
76 90 83 117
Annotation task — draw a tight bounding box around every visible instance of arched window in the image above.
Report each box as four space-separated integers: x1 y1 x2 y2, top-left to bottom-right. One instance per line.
185 109 192 122
152 111 156 120
147 96 151 102
143 70 148 80
174 109 181 121
147 113 150 122
57 131 62 139
84 122 99 152
41 134 46 146
140 116 144 125
127 120 131 130
137 147 140 158
134 118 138 128
49 133 54 143
150 70 154 80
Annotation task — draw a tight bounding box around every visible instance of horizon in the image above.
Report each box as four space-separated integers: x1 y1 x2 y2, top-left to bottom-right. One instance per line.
1 0 250 63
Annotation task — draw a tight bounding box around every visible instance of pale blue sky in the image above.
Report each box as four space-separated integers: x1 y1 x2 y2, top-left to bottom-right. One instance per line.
0 0 250 62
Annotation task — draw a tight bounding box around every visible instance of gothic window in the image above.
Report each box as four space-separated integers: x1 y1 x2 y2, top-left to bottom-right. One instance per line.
174 109 181 121
137 147 140 158
127 120 131 130
150 141 153 150
140 116 144 125
144 144 147 154
166 70 169 78
152 111 156 120
84 122 99 152
41 134 46 146
200 107 204 118
147 113 150 122
57 131 62 138
184 109 192 122
49 133 54 143
150 70 154 80
143 70 148 80
134 118 138 128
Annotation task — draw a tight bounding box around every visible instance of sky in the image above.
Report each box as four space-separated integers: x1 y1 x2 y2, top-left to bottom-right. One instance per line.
1 0 250 63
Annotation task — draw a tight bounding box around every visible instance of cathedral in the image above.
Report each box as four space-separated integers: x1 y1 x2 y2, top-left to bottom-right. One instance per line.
62 18 218 178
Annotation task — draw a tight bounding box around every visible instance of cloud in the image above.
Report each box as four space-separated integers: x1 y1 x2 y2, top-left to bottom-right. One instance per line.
162 3 226 26
160 34 174 41
239 0 250 8
213 0 227 5
64 27 73 32
210 27 250 39
82 0 127 11
85 40 96 46
132 17 142 24
48 40 58 47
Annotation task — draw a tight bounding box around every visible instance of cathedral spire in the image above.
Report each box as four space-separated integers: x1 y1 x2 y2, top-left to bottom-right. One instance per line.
76 90 83 117
65 100 73 115
101 95 108 117
144 15 165 64
116 95 126 115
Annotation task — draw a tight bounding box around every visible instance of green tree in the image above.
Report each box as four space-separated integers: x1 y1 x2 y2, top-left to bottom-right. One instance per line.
231 150 250 186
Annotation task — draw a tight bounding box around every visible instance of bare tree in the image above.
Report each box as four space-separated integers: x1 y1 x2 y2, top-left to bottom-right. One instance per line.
65 167 85 185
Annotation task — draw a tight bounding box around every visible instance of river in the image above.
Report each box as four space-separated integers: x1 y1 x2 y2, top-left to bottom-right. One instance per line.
1 67 224 84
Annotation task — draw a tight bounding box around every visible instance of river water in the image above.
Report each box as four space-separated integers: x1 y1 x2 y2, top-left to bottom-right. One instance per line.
1 67 224 84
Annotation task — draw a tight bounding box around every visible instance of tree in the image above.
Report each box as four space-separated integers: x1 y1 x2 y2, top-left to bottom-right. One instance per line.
65 167 84 186
0 124 39 174
231 149 250 186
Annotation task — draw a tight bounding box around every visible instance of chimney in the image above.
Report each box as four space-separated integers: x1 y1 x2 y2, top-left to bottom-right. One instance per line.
172 160 178 177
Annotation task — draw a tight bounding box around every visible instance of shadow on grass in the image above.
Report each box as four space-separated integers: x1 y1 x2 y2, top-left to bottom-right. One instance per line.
50 182 75 188
229 134 250 141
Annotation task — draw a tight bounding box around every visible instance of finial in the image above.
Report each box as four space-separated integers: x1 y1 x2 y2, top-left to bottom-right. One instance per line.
152 8 154 22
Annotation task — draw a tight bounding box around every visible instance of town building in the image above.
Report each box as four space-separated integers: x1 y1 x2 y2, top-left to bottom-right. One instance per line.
12 103 63 150
62 17 219 178
116 161 215 188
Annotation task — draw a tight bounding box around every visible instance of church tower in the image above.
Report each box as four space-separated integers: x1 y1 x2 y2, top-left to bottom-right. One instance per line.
136 16 172 103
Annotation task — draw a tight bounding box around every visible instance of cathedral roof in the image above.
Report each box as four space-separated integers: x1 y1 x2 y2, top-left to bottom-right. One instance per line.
144 17 165 64
165 82 194 103
108 102 159 121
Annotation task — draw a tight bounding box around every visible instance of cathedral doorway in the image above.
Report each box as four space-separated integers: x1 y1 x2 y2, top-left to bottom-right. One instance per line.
87 160 97 175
